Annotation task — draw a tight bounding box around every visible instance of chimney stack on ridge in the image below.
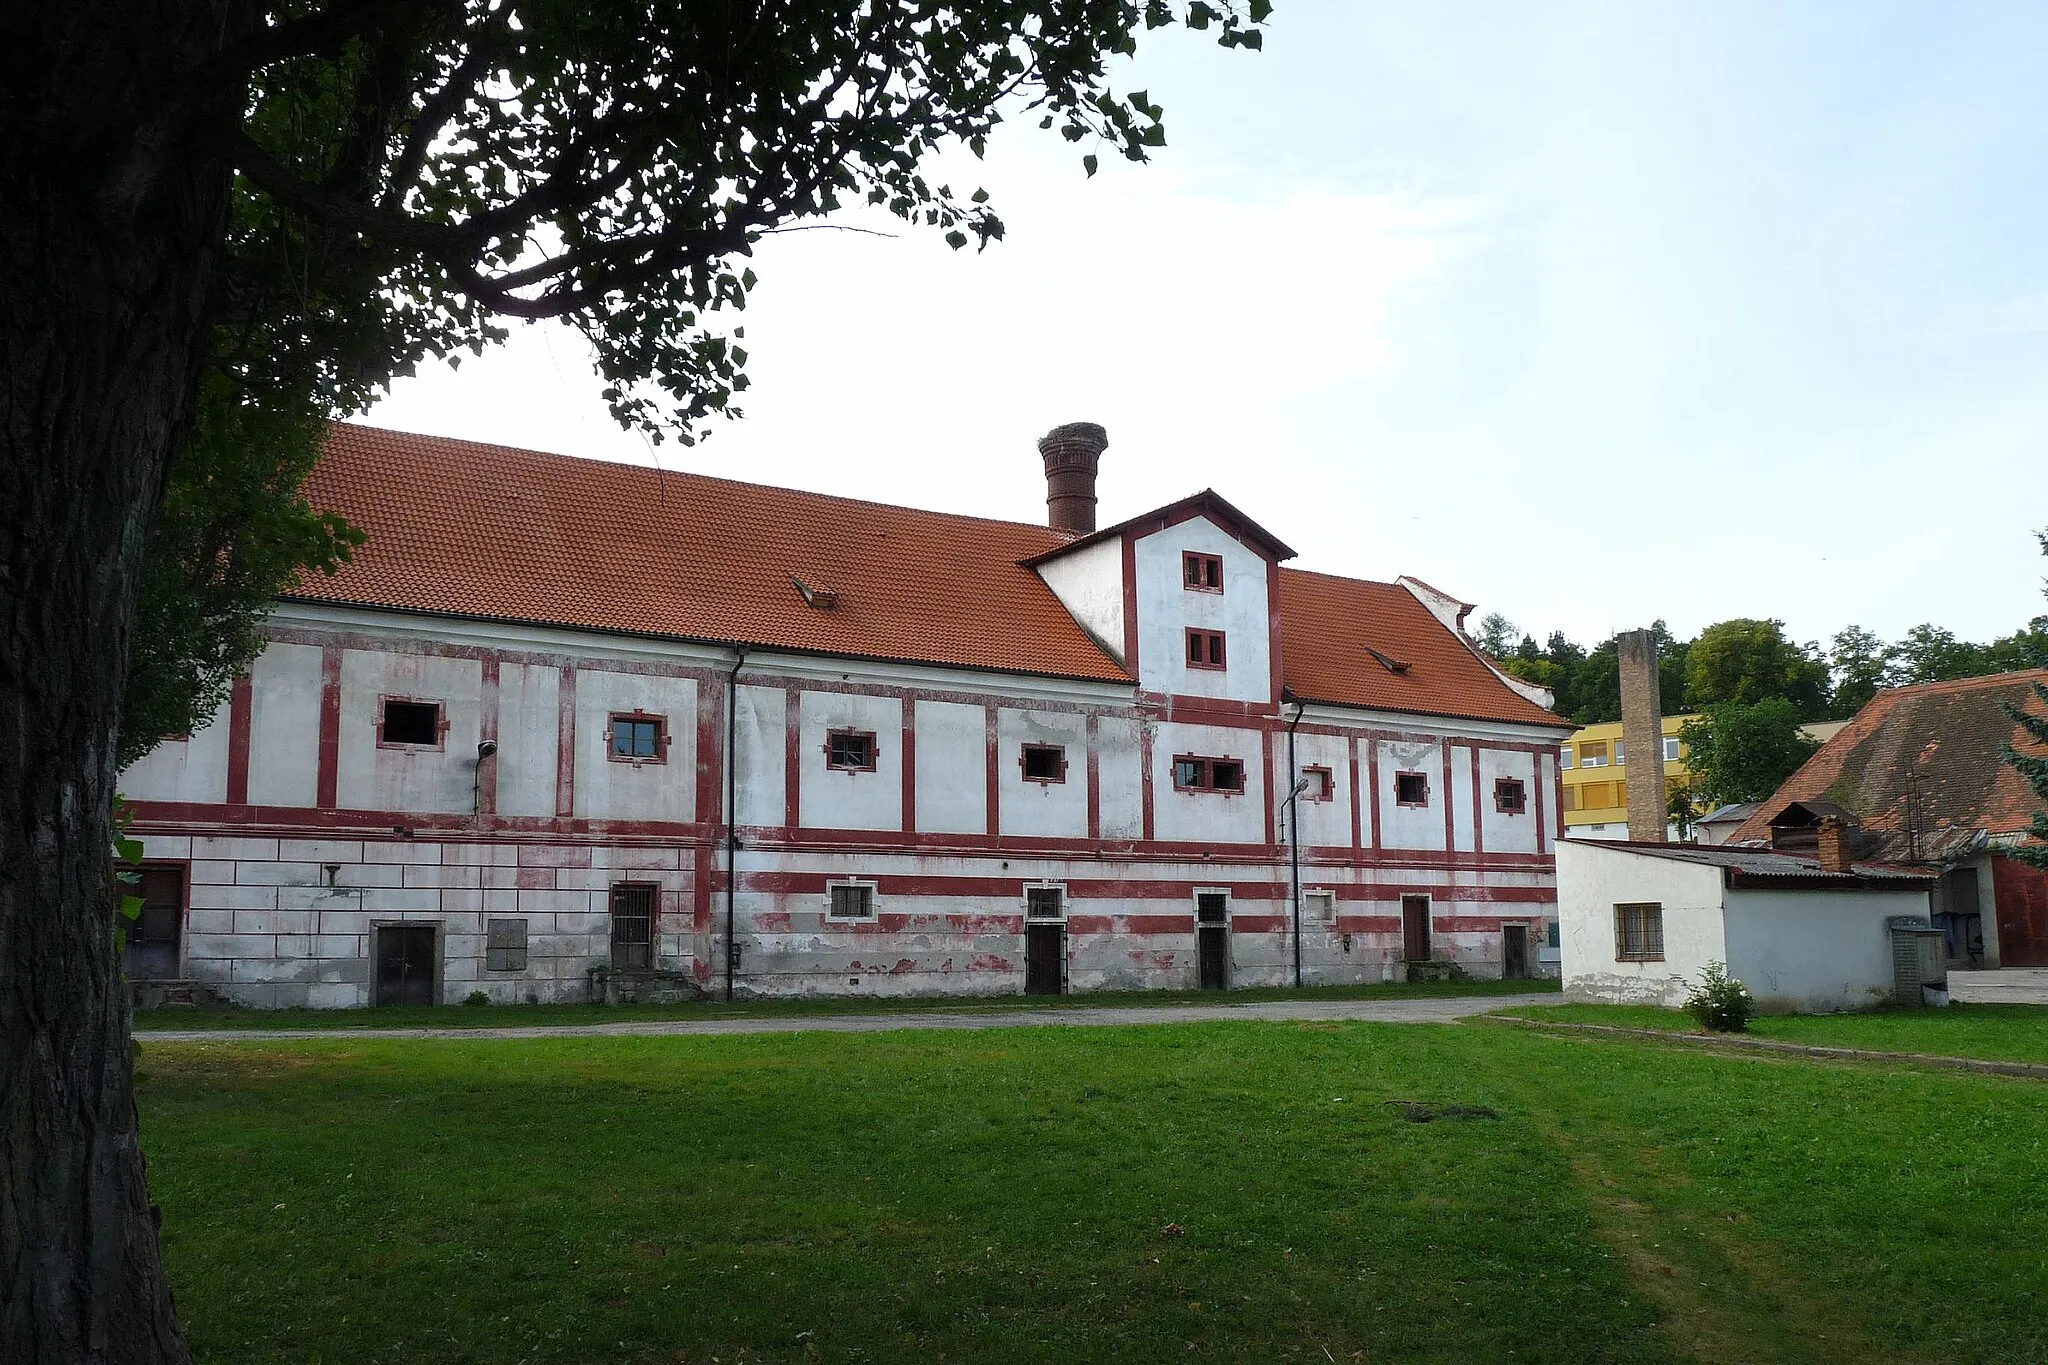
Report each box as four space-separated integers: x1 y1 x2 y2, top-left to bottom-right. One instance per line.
1818 816 1853 874
1039 422 1107 534
1616 629 1667 843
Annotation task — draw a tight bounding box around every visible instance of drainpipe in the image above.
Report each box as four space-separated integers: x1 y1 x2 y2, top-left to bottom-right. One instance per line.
1284 690 1306 989
724 647 747 1001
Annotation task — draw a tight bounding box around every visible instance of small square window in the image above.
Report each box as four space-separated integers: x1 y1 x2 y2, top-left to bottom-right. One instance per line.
1494 777 1527 815
1580 741 1608 769
828 883 876 920
1186 629 1227 670
1615 902 1664 961
1394 771 1429 807
826 729 877 772
1209 759 1244 793
381 699 441 747
609 713 666 762
1663 736 1682 762
1183 551 1224 593
1026 886 1065 921
1300 766 1335 802
1304 889 1337 923
486 918 529 972
1020 744 1067 783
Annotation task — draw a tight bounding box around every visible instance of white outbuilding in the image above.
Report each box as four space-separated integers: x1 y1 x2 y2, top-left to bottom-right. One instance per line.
1558 832 1937 1014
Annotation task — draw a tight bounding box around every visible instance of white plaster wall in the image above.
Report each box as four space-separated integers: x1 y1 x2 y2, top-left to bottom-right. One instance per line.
1723 886 1931 1014
1536 751 1558 853
247 642 324 806
1450 745 1477 853
914 699 986 835
120 708 231 804
573 670 698 823
1276 732 1354 848
1479 748 1541 855
1376 738 1445 851
797 690 903 831
1151 720 1265 844
997 708 1089 839
495 662 560 817
1133 517 1272 702
732 684 788 827
1558 840 1725 1006
1034 536 1126 665
335 650 484 814
1096 715 1145 839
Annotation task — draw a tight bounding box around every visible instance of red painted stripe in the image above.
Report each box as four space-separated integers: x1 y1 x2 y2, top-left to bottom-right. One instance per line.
696 670 722 832
1366 740 1383 849
983 704 1000 839
1469 747 1485 856
1347 738 1364 850
555 664 577 817
1265 558 1287 707
783 687 801 829
900 695 917 833
1440 740 1455 850
1120 534 1140 675
1261 728 1276 847
225 673 254 806
1139 720 1156 841
315 646 342 809
477 656 500 817
1085 713 1102 842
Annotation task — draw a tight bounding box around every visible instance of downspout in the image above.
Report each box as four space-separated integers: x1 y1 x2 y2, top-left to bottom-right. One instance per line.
1284 690 1305 989
724 647 747 1001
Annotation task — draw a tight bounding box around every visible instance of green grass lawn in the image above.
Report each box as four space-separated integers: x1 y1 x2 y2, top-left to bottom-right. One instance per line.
138 1020 2048 1364
132 976 1557 1032
1504 1002 2048 1066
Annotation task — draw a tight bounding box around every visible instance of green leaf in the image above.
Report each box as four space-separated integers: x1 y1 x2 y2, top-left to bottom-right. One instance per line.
1082 154 1099 177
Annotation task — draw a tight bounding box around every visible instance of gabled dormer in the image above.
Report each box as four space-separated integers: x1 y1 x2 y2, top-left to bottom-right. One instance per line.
1025 450 1295 707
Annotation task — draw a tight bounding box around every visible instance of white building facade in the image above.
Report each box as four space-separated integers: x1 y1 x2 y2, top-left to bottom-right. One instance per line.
120 423 1575 1007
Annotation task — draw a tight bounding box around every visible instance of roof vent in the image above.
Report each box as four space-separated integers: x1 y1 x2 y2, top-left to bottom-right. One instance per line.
1365 645 1410 675
790 574 839 610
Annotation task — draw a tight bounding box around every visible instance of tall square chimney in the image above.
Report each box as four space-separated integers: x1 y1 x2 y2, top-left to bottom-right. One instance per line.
1616 629 1667 843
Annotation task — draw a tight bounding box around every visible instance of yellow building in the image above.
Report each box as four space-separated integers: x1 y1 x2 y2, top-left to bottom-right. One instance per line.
1559 715 1700 839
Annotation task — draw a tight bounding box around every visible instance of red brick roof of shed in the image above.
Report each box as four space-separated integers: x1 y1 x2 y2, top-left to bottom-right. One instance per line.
1730 669 2048 860
295 424 1563 726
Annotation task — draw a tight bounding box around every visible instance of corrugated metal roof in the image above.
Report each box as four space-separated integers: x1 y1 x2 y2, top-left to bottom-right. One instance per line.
1577 839 1934 885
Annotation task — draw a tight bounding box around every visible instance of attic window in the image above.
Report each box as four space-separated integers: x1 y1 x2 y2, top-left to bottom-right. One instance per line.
1020 743 1067 783
1183 552 1224 593
790 574 839 609
1494 777 1527 815
826 729 877 772
1394 771 1430 807
379 698 443 748
1186 629 1227 670
1364 645 1410 675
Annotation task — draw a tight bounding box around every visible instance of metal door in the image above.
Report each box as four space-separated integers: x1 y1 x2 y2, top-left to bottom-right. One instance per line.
374 925 437 1006
1402 895 1432 962
1196 893 1229 990
1025 923 1065 995
1503 924 1529 980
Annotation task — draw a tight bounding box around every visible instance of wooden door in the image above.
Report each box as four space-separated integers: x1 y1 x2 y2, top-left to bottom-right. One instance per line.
123 866 185 981
1401 895 1431 962
374 926 437 1007
1503 924 1529 980
1196 893 1229 990
1025 923 1064 995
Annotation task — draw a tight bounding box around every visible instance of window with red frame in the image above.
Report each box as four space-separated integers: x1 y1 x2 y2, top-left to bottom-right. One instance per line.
1020 743 1067 783
1494 776 1528 814
1183 551 1224 593
1185 628 1227 670
825 729 877 771
1394 770 1430 807
379 697 443 747
1174 754 1246 794
1300 766 1335 802
608 712 668 763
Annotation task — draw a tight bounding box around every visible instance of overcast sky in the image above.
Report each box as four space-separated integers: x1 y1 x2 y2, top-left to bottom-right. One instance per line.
367 1 2048 654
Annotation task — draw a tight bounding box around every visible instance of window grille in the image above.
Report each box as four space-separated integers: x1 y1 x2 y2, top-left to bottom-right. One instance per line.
610 884 655 970
826 730 877 771
828 883 876 920
1614 903 1664 961
1026 887 1065 921
1494 777 1527 814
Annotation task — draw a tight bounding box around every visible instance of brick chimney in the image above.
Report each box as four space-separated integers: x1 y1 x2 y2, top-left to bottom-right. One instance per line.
1038 422 1107 534
1616 629 1666 843
1818 816 1853 873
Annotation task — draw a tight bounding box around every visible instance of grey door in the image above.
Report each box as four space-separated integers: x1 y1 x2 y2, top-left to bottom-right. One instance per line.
1196 893 1229 990
373 926 437 1007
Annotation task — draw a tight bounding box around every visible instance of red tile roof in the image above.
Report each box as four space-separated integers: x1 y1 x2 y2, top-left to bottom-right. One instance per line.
1277 569 1566 727
1730 670 2048 860
296 424 1564 727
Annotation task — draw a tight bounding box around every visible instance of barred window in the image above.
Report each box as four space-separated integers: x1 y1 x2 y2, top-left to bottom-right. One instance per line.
1026 886 1065 921
1494 777 1527 815
1614 903 1664 962
828 882 876 920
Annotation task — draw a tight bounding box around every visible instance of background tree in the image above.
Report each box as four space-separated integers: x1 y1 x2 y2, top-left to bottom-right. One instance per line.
1473 611 1518 658
1685 618 1830 719
1678 699 1822 806
2000 531 2048 868
1828 624 1892 717
1 5 1268 1360
1887 623 1992 685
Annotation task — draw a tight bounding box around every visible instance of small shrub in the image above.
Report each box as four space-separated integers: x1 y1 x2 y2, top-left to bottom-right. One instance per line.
1684 961 1754 1033
463 990 491 1008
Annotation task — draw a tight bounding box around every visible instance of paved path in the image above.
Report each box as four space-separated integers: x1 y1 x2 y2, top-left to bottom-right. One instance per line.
136 992 1557 1043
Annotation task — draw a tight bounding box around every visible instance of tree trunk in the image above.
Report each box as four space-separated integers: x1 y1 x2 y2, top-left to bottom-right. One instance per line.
2 5 245 1361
